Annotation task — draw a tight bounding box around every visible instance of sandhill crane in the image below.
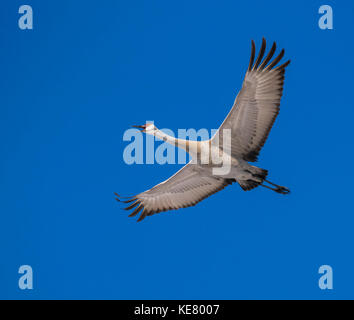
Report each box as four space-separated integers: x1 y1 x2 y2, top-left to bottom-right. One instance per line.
116 38 291 222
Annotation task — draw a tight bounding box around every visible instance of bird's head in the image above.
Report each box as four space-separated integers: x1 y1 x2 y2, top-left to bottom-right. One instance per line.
132 123 157 134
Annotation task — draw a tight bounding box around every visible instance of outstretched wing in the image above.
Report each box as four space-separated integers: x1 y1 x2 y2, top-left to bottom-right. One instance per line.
213 38 290 162
116 163 235 222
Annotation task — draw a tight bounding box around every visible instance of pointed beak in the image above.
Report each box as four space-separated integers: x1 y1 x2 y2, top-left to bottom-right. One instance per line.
132 125 146 132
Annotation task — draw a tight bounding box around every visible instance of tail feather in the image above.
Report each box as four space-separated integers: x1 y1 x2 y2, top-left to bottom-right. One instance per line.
250 166 268 180
238 166 268 191
238 179 260 191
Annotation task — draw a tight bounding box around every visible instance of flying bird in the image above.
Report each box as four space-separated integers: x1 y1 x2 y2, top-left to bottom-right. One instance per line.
116 38 291 222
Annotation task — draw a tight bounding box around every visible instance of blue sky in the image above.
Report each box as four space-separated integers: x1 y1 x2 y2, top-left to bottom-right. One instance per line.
1 0 354 299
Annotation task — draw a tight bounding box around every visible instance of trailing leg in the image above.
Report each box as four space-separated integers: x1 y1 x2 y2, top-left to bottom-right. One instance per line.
261 179 290 194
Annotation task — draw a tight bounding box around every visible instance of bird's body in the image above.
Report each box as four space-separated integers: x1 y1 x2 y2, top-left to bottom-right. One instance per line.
117 39 291 221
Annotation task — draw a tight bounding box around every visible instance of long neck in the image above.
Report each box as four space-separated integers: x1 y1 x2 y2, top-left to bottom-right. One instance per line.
153 129 199 154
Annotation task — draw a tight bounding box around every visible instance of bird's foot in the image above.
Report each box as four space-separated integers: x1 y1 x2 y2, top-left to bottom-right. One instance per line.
274 186 290 194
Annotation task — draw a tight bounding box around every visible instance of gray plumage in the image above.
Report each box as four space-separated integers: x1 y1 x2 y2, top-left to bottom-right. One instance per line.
116 38 291 222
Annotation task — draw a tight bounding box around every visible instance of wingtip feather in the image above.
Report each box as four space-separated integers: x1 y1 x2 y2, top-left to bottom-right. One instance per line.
248 40 256 72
